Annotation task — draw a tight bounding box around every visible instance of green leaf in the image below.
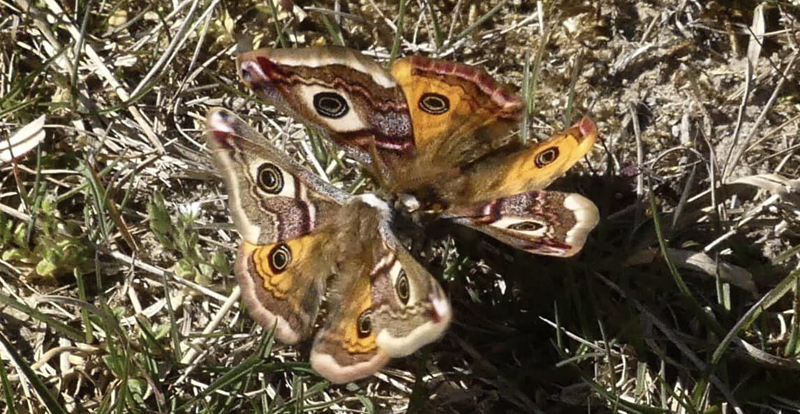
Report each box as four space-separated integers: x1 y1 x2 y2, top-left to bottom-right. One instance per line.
127 378 146 404
153 322 171 340
356 395 375 413
103 354 125 378
40 193 56 214
2 248 28 262
147 192 172 240
12 222 27 248
195 262 212 284
198 262 214 278
36 256 58 276
174 258 196 279
211 250 231 275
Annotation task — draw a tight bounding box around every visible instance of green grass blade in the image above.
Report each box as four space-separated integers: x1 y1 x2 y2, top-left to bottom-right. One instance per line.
424 0 444 49
266 0 288 48
649 189 725 337
320 15 346 46
389 0 408 64
445 0 507 48
177 354 263 411
0 46 67 111
564 53 581 127
521 49 532 143
163 281 183 362
0 293 84 342
74 269 94 343
0 359 18 414
0 333 70 414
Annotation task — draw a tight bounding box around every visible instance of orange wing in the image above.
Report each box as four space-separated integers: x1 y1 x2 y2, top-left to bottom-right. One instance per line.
309 263 389 384
310 195 451 383
460 117 598 202
390 56 525 164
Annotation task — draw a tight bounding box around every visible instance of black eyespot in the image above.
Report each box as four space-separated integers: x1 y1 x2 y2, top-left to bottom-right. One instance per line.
418 93 450 115
357 310 372 338
395 270 410 305
534 147 560 168
269 243 292 273
507 221 545 231
257 163 283 194
313 92 349 118
240 68 252 82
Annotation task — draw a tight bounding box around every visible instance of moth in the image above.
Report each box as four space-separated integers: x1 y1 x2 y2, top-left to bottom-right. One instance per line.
207 109 451 383
237 46 600 257
212 46 601 383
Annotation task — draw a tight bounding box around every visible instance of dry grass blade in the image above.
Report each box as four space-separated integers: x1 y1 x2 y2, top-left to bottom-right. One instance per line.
624 248 756 293
2 1 800 413
0 115 45 163
731 174 800 204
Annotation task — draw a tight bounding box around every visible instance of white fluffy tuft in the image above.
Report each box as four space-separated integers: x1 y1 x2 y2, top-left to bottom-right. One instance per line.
208 110 235 133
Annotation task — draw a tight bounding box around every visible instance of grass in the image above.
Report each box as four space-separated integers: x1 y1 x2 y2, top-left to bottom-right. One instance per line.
1 0 800 413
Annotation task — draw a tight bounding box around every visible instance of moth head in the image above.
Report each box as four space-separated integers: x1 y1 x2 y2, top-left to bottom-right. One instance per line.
395 193 421 212
237 57 284 105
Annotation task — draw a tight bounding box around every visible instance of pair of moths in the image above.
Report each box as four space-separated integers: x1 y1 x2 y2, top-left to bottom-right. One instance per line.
207 46 599 383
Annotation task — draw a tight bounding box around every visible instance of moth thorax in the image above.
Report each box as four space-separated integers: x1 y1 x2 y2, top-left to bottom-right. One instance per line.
395 194 420 212
334 195 392 241
352 194 391 216
410 187 449 213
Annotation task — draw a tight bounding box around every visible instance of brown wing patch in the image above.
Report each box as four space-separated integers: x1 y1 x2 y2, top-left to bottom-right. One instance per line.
446 191 599 257
237 46 415 157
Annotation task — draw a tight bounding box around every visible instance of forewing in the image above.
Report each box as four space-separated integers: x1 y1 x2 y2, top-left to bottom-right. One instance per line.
237 46 414 160
207 108 345 343
389 56 525 164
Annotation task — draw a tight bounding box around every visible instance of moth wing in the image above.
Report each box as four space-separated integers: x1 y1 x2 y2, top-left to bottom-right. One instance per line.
446 191 599 257
207 108 345 343
308 262 389 384
389 56 525 165
370 241 452 357
310 196 451 383
237 46 414 161
460 117 598 202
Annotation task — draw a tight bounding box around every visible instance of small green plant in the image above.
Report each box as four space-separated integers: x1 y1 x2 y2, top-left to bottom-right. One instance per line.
147 192 231 284
0 194 94 281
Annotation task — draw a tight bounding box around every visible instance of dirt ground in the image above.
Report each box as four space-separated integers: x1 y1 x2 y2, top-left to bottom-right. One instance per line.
1 1 799 413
